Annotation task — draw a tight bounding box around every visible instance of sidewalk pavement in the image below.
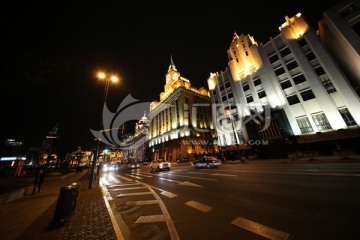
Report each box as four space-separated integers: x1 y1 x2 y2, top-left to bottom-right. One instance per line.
0 170 119 240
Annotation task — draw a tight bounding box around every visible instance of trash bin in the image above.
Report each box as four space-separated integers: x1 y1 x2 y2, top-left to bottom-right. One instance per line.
52 182 80 224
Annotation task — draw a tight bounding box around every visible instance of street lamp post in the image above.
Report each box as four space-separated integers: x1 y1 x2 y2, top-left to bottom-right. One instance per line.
89 71 119 189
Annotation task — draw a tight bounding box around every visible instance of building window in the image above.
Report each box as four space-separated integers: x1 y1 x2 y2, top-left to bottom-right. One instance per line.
296 116 314 133
322 79 337 94
287 94 300 105
311 112 332 131
258 90 266 99
300 89 315 101
280 80 292 90
225 81 231 89
269 54 279 63
298 38 307 47
339 108 357 126
293 74 307 85
286 60 299 71
228 92 233 99
279 47 291 57
314 66 326 76
275 67 285 76
352 21 360 37
243 84 250 92
246 95 254 103
253 78 261 86
306 51 316 61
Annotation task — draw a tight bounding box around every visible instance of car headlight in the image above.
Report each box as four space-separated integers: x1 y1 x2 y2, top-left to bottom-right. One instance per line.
160 163 163 168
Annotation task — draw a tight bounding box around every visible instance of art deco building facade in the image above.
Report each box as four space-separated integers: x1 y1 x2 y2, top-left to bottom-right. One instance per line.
120 113 149 163
319 0 360 95
148 59 215 161
208 11 360 158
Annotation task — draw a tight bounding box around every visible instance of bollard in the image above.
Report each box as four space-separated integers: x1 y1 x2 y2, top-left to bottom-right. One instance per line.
52 182 80 224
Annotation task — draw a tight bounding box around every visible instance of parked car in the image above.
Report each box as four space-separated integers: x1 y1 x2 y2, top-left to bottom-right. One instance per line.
192 156 222 168
150 159 171 172
128 162 140 169
176 158 190 163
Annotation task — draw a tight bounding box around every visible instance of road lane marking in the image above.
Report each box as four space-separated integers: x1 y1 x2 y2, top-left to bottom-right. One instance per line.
231 217 291 240
160 191 178 198
99 181 125 240
179 181 203 187
162 173 217 181
116 192 152 197
108 183 142 188
127 200 159 206
144 184 180 240
134 173 153 177
142 184 178 198
211 173 237 177
116 175 134 181
135 215 165 223
111 186 147 191
159 177 203 187
185 200 212 213
124 174 143 179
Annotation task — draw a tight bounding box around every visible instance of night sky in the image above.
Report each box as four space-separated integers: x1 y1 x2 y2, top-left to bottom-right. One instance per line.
0 0 343 157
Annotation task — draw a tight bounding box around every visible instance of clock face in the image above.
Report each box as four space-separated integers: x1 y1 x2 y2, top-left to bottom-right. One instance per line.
172 73 179 80
166 74 170 81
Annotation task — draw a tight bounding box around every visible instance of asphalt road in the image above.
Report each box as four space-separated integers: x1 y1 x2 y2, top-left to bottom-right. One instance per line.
99 161 360 240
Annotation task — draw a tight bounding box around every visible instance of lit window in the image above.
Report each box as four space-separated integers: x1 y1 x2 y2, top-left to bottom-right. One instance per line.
311 112 332 131
296 116 313 133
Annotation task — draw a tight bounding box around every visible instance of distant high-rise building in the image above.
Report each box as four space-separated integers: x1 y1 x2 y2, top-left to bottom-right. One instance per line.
39 124 59 165
208 10 360 158
148 57 215 161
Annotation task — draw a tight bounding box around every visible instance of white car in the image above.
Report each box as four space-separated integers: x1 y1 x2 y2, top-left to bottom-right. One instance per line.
150 159 171 172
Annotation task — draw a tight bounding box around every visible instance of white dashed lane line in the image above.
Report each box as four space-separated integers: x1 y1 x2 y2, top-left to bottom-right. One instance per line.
231 217 291 240
185 200 212 213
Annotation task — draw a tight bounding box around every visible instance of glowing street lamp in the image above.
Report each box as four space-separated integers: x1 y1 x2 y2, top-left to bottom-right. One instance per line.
89 71 119 189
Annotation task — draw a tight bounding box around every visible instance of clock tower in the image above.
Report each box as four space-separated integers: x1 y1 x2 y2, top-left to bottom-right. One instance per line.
166 55 180 83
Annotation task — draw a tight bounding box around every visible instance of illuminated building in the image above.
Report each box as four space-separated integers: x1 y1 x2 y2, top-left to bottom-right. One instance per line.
319 0 360 95
121 112 149 163
208 10 360 158
148 57 216 161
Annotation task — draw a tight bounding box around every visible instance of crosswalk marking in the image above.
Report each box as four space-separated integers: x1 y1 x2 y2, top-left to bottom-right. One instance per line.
231 217 291 240
111 186 147 191
185 200 212 213
124 174 143 179
108 183 142 188
116 175 134 181
134 173 153 178
117 192 152 197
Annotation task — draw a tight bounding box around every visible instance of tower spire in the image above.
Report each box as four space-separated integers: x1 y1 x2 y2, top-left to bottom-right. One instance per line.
168 54 177 71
